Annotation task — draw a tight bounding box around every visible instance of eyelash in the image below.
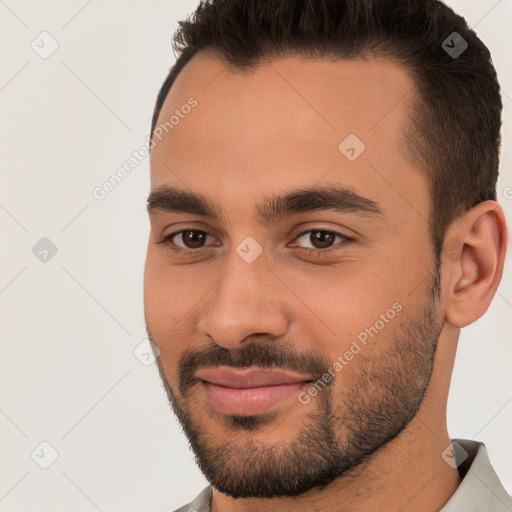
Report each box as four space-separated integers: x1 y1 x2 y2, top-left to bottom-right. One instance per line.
157 228 354 259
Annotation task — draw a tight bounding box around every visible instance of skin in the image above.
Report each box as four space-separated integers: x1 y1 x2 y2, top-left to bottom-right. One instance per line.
144 52 508 512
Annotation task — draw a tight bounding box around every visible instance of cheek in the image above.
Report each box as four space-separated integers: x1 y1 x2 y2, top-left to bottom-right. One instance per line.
144 254 207 366
288 264 388 320
144 249 193 324
144 255 186 352
287 264 407 357
144 258 169 327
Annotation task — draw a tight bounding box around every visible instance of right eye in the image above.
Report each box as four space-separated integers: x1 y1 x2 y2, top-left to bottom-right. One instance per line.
158 229 219 256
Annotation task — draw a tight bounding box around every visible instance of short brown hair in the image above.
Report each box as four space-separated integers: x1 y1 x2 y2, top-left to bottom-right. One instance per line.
150 0 502 261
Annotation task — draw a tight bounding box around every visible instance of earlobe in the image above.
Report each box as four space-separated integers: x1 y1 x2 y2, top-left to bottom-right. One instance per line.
444 201 508 329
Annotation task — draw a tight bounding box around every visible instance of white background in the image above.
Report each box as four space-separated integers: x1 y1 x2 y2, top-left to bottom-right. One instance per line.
0 1 511 510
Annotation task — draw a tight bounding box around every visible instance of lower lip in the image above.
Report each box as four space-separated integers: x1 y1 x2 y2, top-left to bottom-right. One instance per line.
201 381 309 416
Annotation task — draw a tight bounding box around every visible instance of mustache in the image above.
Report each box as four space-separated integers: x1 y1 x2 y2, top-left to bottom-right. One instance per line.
178 342 331 396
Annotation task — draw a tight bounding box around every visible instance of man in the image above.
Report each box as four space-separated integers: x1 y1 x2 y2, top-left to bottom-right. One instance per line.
143 0 511 510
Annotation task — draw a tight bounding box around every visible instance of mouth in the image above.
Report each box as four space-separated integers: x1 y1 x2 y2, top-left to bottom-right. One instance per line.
195 366 313 416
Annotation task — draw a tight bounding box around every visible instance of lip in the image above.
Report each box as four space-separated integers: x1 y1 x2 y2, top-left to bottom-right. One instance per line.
196 367 312 416
196 367 312 388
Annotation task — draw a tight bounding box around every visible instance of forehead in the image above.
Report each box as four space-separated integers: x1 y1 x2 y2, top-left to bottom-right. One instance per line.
149 52 428 226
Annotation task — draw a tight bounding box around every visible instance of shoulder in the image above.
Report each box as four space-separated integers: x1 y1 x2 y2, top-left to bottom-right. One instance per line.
441 439 512 512
171 486 213 512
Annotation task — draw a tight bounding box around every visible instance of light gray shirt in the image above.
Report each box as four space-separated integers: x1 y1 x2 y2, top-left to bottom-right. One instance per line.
173 439 512 511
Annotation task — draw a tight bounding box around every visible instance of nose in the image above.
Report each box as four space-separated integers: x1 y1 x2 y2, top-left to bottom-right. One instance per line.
197 258 289 350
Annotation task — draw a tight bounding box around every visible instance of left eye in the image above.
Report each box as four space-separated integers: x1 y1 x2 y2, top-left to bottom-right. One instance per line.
293 229 350 250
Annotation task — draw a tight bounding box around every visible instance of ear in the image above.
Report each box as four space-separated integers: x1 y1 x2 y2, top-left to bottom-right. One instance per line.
442 201 509 328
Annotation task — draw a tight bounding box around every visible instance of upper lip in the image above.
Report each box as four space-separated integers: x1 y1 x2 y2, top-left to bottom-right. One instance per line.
195 367 313 388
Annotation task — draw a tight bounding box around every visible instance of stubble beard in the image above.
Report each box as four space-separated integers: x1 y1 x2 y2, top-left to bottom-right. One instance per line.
149 268 443 498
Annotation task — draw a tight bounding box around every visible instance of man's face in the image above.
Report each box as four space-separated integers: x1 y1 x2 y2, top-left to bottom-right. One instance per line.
144 54 445 498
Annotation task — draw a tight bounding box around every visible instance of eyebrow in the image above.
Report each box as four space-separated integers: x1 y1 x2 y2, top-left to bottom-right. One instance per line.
146 184 384 223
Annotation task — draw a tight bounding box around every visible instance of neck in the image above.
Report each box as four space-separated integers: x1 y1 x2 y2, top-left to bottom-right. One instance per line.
212 425 461 512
